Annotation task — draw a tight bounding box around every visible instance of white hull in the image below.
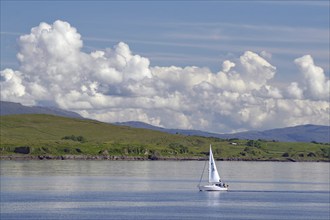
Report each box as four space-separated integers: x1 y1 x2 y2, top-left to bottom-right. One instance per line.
198 184 228 191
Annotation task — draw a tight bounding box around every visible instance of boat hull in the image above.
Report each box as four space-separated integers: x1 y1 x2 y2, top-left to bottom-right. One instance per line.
198 184 228 191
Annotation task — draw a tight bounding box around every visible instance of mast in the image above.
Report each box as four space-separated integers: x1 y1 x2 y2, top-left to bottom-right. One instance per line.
208 145 221 183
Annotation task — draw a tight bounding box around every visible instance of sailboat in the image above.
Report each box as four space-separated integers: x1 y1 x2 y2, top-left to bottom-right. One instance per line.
198 145 228 191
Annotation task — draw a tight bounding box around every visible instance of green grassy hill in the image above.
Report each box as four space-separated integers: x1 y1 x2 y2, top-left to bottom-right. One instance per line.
0 114 329 161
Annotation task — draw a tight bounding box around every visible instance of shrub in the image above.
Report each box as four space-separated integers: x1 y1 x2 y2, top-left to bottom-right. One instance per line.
148 150 161 160
320 148 330 158
62 135 86 143
307 152 316 157
246 140 261 148
14 146 31 154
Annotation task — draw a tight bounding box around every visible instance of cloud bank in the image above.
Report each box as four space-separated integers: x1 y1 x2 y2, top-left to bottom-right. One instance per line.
1 20 329 133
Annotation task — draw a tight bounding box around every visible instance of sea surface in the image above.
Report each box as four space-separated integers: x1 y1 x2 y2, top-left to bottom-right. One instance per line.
0 160 329 220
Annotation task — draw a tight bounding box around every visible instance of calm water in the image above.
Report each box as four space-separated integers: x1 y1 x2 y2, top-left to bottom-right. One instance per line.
0 161 329 220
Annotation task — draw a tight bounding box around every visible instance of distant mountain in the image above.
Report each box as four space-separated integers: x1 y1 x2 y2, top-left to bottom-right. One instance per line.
114 121 220 136
0 101 83 119
229 124 330 143
115 121 330 143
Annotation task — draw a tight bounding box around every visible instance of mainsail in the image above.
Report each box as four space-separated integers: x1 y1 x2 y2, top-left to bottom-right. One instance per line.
208 145 221 183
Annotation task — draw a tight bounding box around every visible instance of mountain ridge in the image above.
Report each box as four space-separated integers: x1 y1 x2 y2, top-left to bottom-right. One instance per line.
0 101 82 119
115 121 330 143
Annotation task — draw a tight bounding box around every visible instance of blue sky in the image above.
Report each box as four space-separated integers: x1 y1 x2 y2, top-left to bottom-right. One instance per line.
2 1 329 78
1 1 329 132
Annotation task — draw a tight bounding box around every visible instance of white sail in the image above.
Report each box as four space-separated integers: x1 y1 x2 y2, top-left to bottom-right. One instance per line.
208 145 221 183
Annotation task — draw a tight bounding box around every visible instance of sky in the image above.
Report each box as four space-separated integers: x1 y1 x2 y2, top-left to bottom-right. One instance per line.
1 0 329 133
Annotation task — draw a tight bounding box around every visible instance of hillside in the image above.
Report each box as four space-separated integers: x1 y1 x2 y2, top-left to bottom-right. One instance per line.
1 114 329 161
2 101 328 143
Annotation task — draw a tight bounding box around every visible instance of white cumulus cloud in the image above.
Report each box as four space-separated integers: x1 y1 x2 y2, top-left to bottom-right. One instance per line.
239 51 276 89
294 55 330 101
1 20 329 133
1 69 26 98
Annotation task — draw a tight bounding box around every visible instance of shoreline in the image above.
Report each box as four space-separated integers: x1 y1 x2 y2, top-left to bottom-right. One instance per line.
0 154 328 162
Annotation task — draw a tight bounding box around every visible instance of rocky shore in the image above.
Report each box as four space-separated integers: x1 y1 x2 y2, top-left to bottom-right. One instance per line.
1 154 326 162
0 154 204 161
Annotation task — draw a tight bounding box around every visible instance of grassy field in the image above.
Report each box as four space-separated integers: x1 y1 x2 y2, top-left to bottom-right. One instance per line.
0 114 329 161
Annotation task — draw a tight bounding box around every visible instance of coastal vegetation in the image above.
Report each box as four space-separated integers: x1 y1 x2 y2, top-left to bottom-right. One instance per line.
0 114 329 161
